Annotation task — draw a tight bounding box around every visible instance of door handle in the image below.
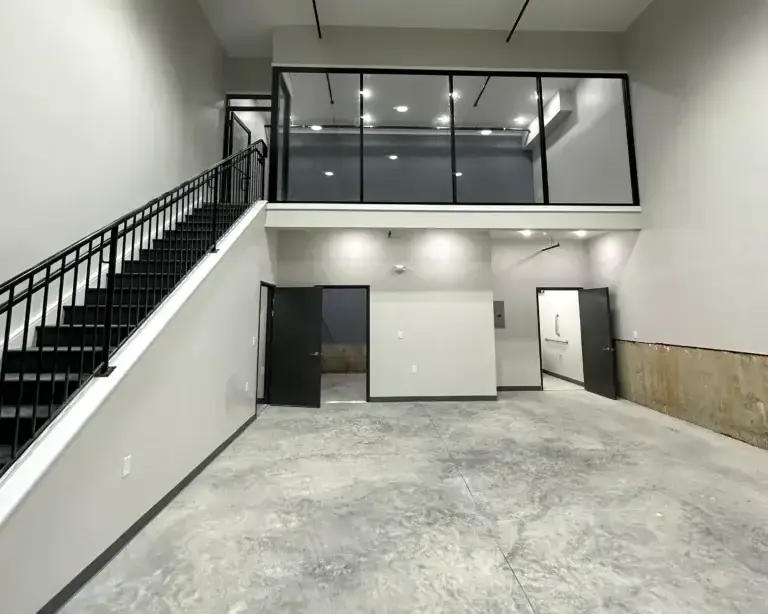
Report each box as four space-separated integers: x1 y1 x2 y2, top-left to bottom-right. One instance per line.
310 351 320 357
603 347 615 352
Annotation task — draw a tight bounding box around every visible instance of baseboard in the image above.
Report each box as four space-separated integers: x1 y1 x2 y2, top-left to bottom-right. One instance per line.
497 386 543 392
39 413 258 614
542 370 584 387
368 395 497 403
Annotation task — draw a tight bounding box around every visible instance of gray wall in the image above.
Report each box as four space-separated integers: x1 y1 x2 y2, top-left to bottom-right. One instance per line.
286 133 534 203
600 0 768 353
0 0 226 283
322 288 368 343
277 229 497 398
273 27 626 71
0 208 277 613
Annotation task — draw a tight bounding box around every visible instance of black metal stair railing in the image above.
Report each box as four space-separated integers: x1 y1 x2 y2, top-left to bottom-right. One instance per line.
0 140 267 475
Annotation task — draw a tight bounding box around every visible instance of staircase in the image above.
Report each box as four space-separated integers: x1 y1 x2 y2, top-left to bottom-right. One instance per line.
0 142 266 475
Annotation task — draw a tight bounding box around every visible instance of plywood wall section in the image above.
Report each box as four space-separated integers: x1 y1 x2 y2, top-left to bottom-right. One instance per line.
616 341 768 449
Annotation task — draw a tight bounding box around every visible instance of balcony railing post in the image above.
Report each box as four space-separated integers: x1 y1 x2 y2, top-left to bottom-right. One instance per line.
98 226 119 376
210 170 220 253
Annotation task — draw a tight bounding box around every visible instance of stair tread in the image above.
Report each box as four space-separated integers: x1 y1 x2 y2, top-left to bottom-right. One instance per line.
4 346 100 353
2 372 83 382
0 405 56 419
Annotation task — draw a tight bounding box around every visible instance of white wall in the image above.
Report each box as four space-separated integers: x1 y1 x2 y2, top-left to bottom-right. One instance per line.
0 206 277 613
492 237 591 388
604 0 768 352
273 26 625 71
277 229 497 398
235 111 268 145
538 290 584 382
0 0 226 283
533 78 633 204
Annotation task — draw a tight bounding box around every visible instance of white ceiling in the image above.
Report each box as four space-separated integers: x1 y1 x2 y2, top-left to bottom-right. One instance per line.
287 71 579 129
198 0 656 57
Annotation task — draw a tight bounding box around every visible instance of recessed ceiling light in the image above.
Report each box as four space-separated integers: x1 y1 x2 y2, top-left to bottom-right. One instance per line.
437 114 449 124
519 230 533 237
360 89 371 99
455 172 463 177
573 230 588 238
450 91 461 100
310 125 323 131
361 113 372 123
480 129 492 136
531 92 539 101
324 171 334 176
394 105 408 113
514 116 529 125
388 154 398 160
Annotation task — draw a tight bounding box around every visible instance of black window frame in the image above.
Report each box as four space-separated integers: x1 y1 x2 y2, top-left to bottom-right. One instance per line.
267 67 640 207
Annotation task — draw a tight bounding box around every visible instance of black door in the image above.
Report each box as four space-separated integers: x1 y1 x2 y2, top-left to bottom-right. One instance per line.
267 287 323 407
579 288 618 399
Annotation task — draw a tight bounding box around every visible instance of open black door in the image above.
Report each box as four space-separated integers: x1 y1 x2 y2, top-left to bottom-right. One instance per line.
579 288 618 399
267 287 323 407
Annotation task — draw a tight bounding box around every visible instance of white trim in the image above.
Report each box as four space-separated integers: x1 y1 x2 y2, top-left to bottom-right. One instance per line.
0 201 266 527
267 202 641 214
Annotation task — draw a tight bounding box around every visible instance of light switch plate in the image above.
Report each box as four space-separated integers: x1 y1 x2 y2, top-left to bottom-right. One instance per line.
398 331 404 339
412 365 418 374
122 455 132 478
633 330 638 340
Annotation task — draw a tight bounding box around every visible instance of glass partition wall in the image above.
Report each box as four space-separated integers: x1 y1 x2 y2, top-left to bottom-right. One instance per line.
269 68 639 206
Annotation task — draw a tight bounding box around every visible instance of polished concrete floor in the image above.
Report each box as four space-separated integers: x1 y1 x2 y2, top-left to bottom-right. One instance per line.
62 392 768 613
321 373 367 403
542 373 584 391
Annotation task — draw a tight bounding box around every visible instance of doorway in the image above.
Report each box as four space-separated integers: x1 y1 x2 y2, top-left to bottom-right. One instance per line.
256 282 275 411
319 286 370 404
535 287 618 399
536 288 585 392
265 285 371 407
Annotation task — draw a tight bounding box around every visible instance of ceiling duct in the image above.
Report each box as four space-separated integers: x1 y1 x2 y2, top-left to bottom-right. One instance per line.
310 0 334 105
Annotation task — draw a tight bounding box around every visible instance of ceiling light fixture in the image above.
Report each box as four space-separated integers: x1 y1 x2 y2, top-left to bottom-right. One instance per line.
573 230 588 238
360 89 371 99
310 125 323 131
514 116 529 125
450 91 461 100
531 92 539 101
437 114 449 124
519 230 533 237
361 113 372 123
455 172 463 177
388 154 398 160
324 171 334 177
480 129 492 136
394 105 408 113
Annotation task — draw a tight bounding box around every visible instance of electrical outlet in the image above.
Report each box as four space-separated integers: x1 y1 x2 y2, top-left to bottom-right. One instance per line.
122 455 132 478
411 365 418 374
245 381 250 392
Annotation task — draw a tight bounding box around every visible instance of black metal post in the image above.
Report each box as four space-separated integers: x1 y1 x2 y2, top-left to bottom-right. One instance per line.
98 227 118 375
622 76 641 206
211 171 220 252
449 75 458 204
359 73 364 203
535 77 550 204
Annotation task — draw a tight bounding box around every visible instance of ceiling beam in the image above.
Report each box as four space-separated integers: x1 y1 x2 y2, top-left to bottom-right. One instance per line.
311 0 323 39
506 0 533 43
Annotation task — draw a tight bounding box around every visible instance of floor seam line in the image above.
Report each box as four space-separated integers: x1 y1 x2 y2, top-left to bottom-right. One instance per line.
418 404 539 614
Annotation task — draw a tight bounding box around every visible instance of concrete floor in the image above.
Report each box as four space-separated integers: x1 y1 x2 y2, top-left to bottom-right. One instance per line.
542 373 584 392
62 392 768 613
321 373 367 403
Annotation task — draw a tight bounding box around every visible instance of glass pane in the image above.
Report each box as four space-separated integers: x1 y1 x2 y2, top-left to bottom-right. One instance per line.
541 77 632 204
362 74 452 203
453 76 542 203
284 72 361 202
